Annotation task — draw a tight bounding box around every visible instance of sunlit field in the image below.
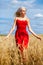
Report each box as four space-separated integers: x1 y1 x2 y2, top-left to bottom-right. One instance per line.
0 34 43 65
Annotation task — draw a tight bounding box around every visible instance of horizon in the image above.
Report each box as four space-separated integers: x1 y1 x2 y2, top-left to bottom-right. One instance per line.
0 0 43 34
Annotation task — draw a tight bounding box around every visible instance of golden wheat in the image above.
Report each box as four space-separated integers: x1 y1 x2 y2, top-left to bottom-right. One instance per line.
0 34 43 65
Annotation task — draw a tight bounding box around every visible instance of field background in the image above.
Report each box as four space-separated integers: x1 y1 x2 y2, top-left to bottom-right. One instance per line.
0 34 43 65
0 0 43 65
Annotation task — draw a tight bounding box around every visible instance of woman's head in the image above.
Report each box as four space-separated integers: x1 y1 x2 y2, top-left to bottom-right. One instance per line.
15 7 26 17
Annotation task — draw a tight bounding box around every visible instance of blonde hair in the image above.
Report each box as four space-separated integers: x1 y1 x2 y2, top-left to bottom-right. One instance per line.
15 7 26 17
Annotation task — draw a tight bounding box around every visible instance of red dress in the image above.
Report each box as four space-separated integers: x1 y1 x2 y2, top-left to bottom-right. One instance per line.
15 19 29 52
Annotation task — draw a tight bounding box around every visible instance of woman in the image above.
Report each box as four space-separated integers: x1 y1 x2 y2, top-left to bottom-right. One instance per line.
4 7 41 64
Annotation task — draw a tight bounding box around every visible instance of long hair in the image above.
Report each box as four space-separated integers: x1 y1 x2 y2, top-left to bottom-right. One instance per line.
15 7 26 17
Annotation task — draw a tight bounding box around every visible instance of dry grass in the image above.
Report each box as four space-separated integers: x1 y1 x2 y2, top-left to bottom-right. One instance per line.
0 34 43 65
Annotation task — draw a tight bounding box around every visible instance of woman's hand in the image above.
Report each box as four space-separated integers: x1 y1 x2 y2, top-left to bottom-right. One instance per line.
36 36 41 41
3 35 9 41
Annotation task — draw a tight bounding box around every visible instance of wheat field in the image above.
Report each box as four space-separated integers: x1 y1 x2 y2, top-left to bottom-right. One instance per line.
0 34 43 65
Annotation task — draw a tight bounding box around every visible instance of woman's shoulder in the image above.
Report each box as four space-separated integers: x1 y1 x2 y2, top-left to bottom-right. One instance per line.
25 16 30 24
25 16 30 21
14 17 20 21
14 17 18 20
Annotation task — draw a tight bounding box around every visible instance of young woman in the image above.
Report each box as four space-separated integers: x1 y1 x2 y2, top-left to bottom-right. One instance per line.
4 7 41 64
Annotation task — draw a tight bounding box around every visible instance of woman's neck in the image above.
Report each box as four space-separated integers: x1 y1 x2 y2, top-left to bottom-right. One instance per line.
17 16 26 20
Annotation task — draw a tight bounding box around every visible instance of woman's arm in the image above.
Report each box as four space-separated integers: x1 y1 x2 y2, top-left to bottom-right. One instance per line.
6 18 16 38
27 18 41 40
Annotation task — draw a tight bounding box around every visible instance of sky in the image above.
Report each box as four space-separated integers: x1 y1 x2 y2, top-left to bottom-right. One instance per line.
0 0 43 34
0 0 43 19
